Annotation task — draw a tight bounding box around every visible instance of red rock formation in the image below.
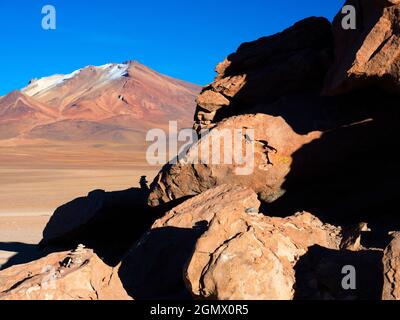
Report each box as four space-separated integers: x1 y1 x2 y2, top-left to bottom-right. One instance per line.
323 0 400 95
185 209 341 300
122 184 342 300
0 246 130 300
148 114 321 206
119 184 260 299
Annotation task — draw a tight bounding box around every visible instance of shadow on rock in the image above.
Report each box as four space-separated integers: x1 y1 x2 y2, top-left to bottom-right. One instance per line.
38 176 166 267
294 245 384 300
206 17 334 135
119 221 208 300
262 93 400 248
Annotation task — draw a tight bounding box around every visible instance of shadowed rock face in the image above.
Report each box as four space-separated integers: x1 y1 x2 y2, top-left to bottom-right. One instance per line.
194 17 334 132
40 187 157 266
294 245 384 300
0 247 131 300
323 0 400 95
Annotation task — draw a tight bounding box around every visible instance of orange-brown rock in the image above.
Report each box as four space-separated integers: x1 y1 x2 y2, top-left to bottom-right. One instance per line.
184 209 341 300
148 113 321 207
382 232 400 300
119 184 261 299
122 184 344 300
0 246 130 300
194 17 333 131
323 0 400 95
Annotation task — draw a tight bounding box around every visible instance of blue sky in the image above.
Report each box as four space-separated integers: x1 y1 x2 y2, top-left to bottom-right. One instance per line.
0 0 342 96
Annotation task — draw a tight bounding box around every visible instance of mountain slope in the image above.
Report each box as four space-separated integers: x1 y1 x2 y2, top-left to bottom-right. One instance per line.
0 61 200 143
0 91 58 139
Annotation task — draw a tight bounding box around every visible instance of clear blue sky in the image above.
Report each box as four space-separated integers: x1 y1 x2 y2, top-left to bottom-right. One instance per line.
0 0 342 96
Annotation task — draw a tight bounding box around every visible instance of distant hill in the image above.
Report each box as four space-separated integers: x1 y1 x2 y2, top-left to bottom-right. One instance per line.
0 61 200 144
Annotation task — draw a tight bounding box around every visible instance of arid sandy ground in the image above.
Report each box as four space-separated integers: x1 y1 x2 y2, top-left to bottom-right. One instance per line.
0 167 158 216
0 144 161 269
0 216 50 269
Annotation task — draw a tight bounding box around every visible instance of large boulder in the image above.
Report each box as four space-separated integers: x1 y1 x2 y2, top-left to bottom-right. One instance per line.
0 246 130 300
148 114 320 207
382 232 400 300
323 0 400 95
194 17 333 131
184 210 341 300
119 184 261 299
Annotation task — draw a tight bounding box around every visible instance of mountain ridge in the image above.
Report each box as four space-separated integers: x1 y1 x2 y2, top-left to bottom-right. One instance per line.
0 61 201 143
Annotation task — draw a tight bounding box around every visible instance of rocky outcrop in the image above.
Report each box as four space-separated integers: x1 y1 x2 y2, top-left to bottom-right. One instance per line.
0 246 130 300
148 8 399 209
149 114 321 207
148 2 400 237
184 209 341 300
122 184 353 300
382 232 400 300
119 184 260 299
194 17 333 132
323 0 400 95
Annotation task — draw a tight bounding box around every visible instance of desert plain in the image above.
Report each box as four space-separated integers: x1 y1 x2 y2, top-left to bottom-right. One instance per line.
0 142 160 269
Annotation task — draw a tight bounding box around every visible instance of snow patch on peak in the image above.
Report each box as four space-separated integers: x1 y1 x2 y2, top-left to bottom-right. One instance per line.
21 62 130 97
98 63 129 80
97 63 113 70
22 69 82 97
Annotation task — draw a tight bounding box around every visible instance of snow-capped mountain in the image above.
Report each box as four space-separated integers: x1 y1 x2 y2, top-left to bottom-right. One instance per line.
0 61 200 143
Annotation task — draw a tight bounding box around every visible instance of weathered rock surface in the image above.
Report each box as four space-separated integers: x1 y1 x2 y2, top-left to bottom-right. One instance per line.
194 17 333 131
184 209 341 300
323 0 400 95
119 184 260 299
382 232 400 300
0 246 130 300
148 114 321 207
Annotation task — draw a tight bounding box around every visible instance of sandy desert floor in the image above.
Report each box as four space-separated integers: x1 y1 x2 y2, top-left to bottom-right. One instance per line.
0 144 161 270
0 216 50 269
0 167 159 216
